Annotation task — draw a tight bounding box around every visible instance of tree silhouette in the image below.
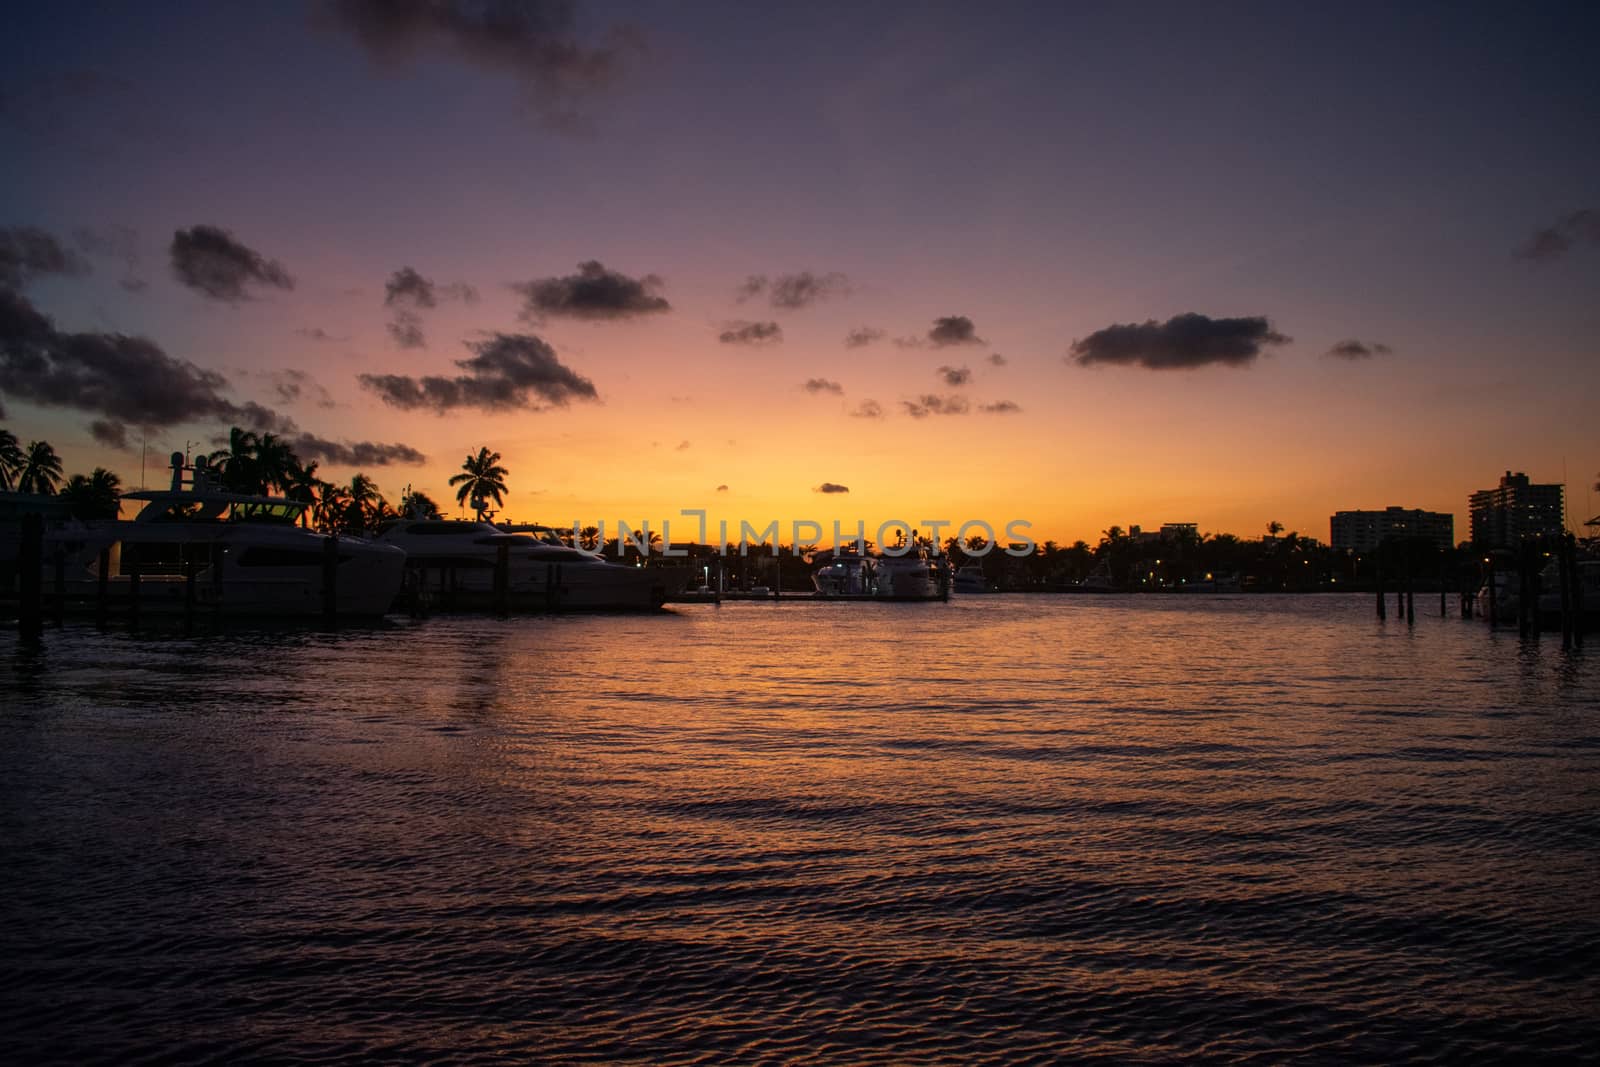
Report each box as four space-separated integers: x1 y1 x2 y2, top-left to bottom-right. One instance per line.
449 447 508 520
18 440 64 495
60 468 123 519
398 488 442 519
0 428 23 490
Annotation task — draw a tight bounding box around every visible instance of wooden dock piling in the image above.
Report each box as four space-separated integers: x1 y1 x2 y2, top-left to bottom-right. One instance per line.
18 513 43 640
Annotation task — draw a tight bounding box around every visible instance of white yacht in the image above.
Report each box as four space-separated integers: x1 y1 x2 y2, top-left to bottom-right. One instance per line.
952 564 994 594
811 547 948 600
43 453 404 618
376 519 665 611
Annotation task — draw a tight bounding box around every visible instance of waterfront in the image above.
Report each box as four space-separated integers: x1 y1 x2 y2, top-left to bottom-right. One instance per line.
3 595 1598 1063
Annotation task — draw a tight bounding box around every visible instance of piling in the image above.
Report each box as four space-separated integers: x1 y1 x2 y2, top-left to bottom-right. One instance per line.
51 545 66 626
96 546 111 628
1557 538 1573 650
18 513 43 640
494 542 510 615
184 555 197 631
1376 562 1387 620
322 535 339 621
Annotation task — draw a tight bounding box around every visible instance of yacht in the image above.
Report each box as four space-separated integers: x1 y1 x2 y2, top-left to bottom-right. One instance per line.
42 452 404 618
952 564 994 594
376 519 665 611
811 547 948 600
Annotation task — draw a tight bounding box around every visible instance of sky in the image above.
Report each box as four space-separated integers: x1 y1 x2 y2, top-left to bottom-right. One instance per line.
3 0 1597 545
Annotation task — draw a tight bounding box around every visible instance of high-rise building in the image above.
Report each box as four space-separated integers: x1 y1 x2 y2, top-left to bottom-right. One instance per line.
1329 507 1454 552
1468 471 1565 547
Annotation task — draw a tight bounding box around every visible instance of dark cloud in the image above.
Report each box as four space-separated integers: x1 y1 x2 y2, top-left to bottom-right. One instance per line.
268 368 338 409
1515 209 1600 262
814 482 850 494
290 434 425 466
169 225 293 303
0 227 91 289
737 271 850 309
675 440 690 451
928 315 983 347
987 352 1007 366
901 394 969 418
1070 312 1290 370
850 399 884 419
320 0 641 128
0 285 292 430
90 419 131 449
715 484 729 492
387 310 427 349
979 400 1022 414
718 320 782 345
384 266 477 348
937 364 971 387
845 326 884 348
512 260 669 321
1324 339 1393 360
359 331 598 413
803 377 844 395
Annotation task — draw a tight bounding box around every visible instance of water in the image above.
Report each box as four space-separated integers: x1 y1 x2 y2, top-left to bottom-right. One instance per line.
3 595 1598 1064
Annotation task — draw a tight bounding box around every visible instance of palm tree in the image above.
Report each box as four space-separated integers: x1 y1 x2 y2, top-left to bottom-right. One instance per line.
397 487 442 519
449 446 509 519
60 467 123 519
314 483 349 535
1267 520 1284 538
284 461 323 528
343 473 382 534
255 433 297 494
0 428 24 490
18 440 64 495
207 427 261 493
579 525 601 551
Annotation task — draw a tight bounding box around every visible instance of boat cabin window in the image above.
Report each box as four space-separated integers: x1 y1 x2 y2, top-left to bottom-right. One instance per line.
144 500 225 523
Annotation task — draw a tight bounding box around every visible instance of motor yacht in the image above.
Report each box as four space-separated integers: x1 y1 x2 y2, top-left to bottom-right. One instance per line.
811 547 948 600
952 564 994 594
42 453 404 618
376 519 665 610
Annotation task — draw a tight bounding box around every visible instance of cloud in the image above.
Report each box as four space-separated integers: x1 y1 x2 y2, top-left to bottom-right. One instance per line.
814 482 850 494
901 394 969 418
675 439 690 451
979 400 1022 414
0 285 293 430
737 271 851 309
382 266 477 348
290 434 425 466
267 368 338 409
512 260 669 321
850 399 884 418
1514 209 1600 262
0 227 91 289
387 310 427 349
803 377 844 395
89 419 131 449
169 225 293 303
718 320 782 345
358 331 598 413
845 326 884 348
295 326 348 343
929 315 983 347
1324 339 1393 360
937 364 971 387
715 484 729 492
987 352 1007 366
320 0 641 128
1069 312 1290 370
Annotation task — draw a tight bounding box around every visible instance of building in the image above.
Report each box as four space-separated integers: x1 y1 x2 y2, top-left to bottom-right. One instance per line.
1468 471 1565 547
1330 507 1454 552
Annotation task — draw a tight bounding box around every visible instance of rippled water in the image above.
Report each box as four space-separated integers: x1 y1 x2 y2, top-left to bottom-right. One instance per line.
3 595 1598 1063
